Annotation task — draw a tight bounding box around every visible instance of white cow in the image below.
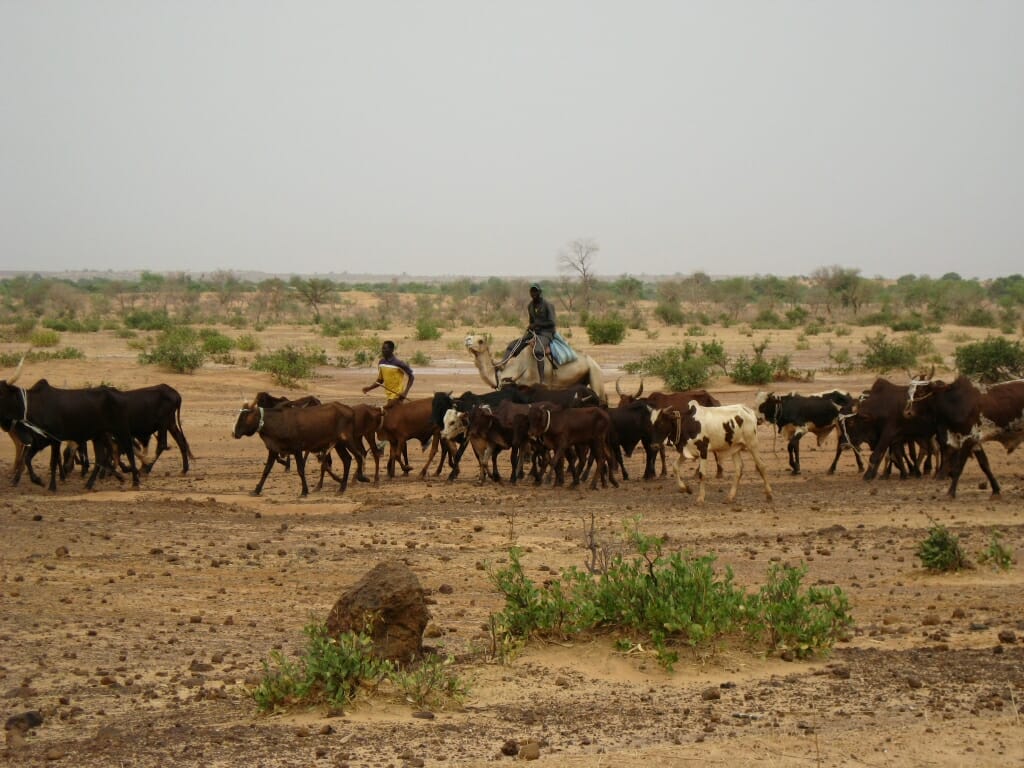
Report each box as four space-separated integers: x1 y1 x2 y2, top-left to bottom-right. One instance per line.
653 401 773 504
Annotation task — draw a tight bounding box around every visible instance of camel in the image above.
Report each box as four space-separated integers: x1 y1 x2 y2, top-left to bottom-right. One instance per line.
464 335 607 403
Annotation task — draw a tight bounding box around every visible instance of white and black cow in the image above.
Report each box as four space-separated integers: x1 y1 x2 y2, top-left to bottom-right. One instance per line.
652 401 772 504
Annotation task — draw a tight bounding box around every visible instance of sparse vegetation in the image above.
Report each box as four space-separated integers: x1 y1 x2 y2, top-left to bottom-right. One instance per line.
954 336 1024 383
251 346 327 386
489 528 852 669
585 314 628 345
917 525 970 572
977 530 1014 571
138 327 206 373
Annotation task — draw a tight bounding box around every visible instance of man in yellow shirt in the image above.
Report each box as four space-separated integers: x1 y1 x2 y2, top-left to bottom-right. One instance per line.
362 340 415 408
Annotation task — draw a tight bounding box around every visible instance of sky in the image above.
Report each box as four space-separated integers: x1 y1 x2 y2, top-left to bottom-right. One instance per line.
2 1 1022 281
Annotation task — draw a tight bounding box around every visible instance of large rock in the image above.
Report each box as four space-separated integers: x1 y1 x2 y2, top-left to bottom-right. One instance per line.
325 562 430 663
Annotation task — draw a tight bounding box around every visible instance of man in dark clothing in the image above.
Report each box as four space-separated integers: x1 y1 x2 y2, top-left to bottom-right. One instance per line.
526 283 557 382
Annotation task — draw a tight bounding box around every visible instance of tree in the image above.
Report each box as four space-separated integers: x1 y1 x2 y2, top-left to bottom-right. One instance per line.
812 266 867 317
290 277 335 324
558 238 599 314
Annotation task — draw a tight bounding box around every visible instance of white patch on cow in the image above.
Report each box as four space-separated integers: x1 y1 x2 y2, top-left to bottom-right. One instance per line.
440 409 466 441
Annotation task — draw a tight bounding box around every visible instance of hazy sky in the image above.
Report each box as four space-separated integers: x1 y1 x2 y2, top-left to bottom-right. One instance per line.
3 2 1022 280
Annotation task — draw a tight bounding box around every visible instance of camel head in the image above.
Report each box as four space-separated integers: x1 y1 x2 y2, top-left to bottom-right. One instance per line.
464 335 489 356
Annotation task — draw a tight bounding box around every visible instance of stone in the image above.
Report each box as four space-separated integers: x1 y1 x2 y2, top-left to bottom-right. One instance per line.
325 562 430 663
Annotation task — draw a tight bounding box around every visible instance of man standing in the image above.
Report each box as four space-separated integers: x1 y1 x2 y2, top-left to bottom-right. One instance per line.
526 283 556 382
362 340 414 408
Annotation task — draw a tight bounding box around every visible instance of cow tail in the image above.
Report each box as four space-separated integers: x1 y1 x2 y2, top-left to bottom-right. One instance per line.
176 406 196 460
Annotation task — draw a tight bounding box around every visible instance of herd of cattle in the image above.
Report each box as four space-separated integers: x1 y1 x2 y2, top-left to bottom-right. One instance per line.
2 355 1023 502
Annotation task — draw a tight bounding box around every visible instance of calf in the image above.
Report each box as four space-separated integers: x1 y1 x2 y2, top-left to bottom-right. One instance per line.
856 378 942 484
527 404 617 489
232 401 354 496
653 402 772 504
754 390 854 474
607 400 660 480
377 397 447 479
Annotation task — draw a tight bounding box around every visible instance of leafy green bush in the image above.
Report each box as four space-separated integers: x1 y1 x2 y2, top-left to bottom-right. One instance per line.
29 329 60 347
0 348 85 366
960 307 997 328
409 350 431 366
623 342 716 391
138 327 206 373
489 532 852 669
43 316 102 333
654 303 685 325
748 563 852 659
917 525 969 572
954 336 1024 383
728 342 792 385
199 328 235 354
338 334 381 353
860 332 919 372
976 531 1013 571
415 317 442 341
585 314 627 345
251 346 327 386
253 623 467 714
750 310 791 330
235 333 259 352
253 624 393 712
124 309 173 331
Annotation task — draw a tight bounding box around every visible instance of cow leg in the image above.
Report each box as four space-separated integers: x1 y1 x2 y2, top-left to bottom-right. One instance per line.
786 435 801 475
169 424 192 474
447 437 470 482
252 451 278 495
334 445 352 493
659 444 668 477
419 434 440 480
725 452 744 503
674 452 692 495
291 451 311 496
970 444 1001 499
748 447 773 502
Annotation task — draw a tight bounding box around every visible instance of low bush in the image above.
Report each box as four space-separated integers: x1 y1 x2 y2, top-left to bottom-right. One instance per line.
409 350 431 366
124 309 173 331
954 336 1024 383
235 333 259 352
43 316 102 333
976 531 1014 571
0 348 85 366
251 346 327 386
623 342 717 391
861 332 920 373
199 328 235 355
917 525 969 572
585 314 627 345
29 329 60 348
253 623 467 714
488 530 852 669
138 327 206 374
415 318 442 341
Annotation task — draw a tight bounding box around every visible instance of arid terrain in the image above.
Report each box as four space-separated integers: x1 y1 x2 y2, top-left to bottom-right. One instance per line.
2 322 1022 767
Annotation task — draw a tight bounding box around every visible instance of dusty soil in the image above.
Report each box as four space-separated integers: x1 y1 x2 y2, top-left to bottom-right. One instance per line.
2 322 1023 767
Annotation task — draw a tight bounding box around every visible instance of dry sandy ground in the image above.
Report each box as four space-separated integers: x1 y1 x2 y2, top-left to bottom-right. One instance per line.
1 323 1023 767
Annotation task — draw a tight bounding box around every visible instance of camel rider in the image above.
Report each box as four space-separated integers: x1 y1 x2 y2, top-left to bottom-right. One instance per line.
362 340 414 409
526 283 557 382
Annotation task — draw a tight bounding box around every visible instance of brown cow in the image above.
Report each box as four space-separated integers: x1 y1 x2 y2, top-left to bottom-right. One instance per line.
527 404 617 489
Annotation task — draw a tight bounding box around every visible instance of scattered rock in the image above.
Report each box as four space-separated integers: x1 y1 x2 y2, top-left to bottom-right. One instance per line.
4 711 43 734
701 687 721 701
500 739 519 756
998 629 1016 644
518 741 540 760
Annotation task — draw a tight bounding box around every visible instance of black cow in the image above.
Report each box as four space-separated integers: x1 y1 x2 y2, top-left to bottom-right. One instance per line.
0 364 140 492
755 390 855 474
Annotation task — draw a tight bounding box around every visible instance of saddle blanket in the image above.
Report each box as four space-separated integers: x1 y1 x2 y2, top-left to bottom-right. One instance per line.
549 333 577 365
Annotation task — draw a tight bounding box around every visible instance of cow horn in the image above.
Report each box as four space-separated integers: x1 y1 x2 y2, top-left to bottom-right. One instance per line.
636 378 644 398
615 377 623 396
7 355 25 385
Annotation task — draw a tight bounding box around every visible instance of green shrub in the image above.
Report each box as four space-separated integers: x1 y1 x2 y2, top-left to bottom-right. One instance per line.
954 336 1024 383
338 334 381 353
235 334 259 352
139 327 206 373
199 328 235 354
747 563 852 659
11 317 37 340
409 350 431 366
729 354 776 385
960 307 997 328
253 623 467 714
489 531 852 668
750 310 790 330
43 316 102 333
251 346 327 386
29 329 60 347
917 525 969 572
253 624 393 712
585 314 628 345
415 318 442 341
861 332 918 372
654 303 685 325
786 307 809 325
976 530 1013 571
0 348 85 366
124 309 173 331
623 343 714 391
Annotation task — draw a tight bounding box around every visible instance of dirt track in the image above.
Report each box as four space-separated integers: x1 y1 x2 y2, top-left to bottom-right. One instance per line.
2 342 1023 767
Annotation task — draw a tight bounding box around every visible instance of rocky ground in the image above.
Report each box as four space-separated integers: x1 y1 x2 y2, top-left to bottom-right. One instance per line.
1 337 1023 767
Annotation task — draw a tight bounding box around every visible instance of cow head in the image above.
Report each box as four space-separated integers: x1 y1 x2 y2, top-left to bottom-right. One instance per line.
753 391 778 425
233 402 261 438
440 408 467 442
527 405 553 437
